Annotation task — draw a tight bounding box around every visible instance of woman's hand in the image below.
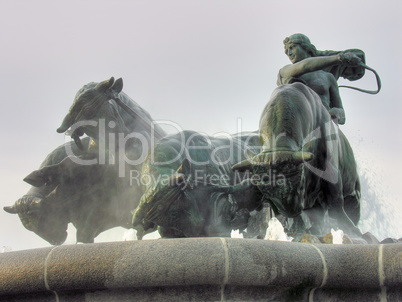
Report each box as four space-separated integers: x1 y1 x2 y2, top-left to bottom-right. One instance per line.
339 52 362 67
328 108 346 125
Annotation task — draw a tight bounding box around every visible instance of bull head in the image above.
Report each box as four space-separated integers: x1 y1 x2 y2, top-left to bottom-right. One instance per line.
132 159 204 238
232 150 313 218
4 162 70 245
3 156 111 245
56 77 125 148
4 195 69 245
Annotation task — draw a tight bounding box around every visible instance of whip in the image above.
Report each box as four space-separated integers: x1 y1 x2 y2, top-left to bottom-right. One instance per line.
339 63 381 95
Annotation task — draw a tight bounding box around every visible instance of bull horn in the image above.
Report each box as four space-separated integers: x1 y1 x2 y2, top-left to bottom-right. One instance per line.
57 112 75 133
3 206 17 214
95 77 115 93
292 151 314 163
231 159 253 172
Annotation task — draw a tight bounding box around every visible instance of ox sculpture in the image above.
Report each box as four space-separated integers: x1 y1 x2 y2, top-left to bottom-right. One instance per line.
4 78 167 244
132 130 264 239
233 82 361 237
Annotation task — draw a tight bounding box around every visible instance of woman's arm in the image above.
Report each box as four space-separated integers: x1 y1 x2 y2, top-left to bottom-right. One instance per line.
279 52 361 80
279 55 341 79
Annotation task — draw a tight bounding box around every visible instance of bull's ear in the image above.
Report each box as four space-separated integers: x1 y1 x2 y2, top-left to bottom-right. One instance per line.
24 170 47 187
111 78 123 94
95 77 115 92
176 158 191 175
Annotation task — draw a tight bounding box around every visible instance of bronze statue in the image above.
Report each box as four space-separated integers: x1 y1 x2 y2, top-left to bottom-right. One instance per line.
4 34 382 243
279 33 380 123
233 33 381 237
4 78 167 244
132 131 264 239
4 139 129 244
4 77 267 243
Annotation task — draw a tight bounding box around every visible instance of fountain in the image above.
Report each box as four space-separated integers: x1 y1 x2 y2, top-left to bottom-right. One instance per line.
1 34 401 301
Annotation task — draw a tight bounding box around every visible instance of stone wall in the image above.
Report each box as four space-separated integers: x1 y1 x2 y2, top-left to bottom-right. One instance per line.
0 238 401 301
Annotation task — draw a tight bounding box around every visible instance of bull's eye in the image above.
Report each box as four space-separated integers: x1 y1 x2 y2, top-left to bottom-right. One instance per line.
83 107 94 119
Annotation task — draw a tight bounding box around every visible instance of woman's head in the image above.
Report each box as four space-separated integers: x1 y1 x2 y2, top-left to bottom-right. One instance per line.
283 34 317 62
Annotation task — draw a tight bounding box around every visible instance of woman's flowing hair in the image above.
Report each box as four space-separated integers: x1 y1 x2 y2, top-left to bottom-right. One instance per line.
283 33 366 81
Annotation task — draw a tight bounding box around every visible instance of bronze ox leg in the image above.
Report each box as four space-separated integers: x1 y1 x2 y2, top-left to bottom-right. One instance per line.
326 174 362 237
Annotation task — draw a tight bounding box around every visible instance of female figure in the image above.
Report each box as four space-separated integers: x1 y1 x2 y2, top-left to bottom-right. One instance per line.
278 33 362 125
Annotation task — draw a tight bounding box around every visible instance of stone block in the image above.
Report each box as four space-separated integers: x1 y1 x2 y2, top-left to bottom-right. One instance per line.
103 238 225 288
382 243 402 288
226 239 324 288
312 287 383 302
316 244 380 288
0 247 52 295
83 285 222 302
46 242 131 292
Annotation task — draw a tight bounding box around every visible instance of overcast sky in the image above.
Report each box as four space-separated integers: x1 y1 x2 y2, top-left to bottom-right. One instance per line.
1 0 401 251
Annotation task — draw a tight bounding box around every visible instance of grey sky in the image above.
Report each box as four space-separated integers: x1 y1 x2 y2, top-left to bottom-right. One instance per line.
1 0 401 250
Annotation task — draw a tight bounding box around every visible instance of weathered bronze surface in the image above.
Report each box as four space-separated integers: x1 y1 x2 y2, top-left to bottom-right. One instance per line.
233 33 381 236
4 78 167 244
132 131 263 239
4 34 382 243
